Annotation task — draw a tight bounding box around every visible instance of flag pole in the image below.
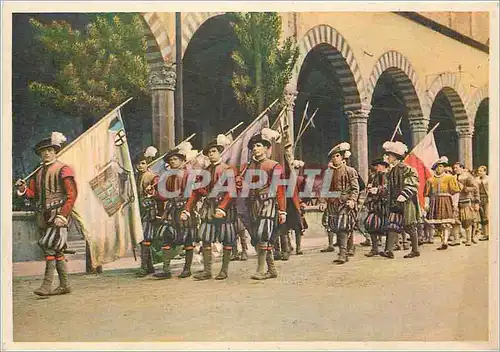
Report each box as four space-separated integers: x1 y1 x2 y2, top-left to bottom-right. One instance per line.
293 108 319 152
22 97 134 182
390 116 403 142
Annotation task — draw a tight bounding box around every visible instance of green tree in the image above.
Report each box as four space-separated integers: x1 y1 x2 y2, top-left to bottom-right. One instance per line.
229 13 299 116
28 13 150 124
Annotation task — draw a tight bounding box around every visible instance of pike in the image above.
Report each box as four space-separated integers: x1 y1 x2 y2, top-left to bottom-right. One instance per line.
20 98 134 183
293 108 319 153
390 116 403 142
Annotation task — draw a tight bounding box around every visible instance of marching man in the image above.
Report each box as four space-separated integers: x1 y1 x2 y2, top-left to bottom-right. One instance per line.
181 134 237 280
134 146 162 277
16 132 77 296
241 128 287 280
452 162 480 246
423 156 461 250
154 142 199 279
476 165 489 241
363 158 390 257
318 142 359 264
379 141 421 259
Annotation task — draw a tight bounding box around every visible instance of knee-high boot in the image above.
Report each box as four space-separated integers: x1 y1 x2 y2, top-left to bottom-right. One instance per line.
215 246 232 280
194 245 212 280
51 255 71 295
280 231 290 260
179 247 194 278
240 235 248 261
321 232 335 252
295 232 303 255
251 245 268 280
154 245 174 279
265 248 278 279
380 231 397 259
34 256 56 296
333 232 348 264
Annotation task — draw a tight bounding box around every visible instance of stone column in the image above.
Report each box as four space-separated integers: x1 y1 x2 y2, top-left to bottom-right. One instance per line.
149 63 176 154
457 127 473 169
347 108 370 182
408 116 429 148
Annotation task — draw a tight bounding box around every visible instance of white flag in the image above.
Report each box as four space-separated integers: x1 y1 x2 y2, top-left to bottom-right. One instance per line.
58 106 143 268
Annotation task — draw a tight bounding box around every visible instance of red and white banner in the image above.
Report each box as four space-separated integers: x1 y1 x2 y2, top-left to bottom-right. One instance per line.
404 131 439 208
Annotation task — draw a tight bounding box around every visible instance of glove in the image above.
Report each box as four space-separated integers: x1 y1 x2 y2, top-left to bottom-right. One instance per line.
214 208 226 219
346 200 356 209
15 179 26 192
318 203 326 212
278 212 287 224
180 210 190 221
396 195 406 202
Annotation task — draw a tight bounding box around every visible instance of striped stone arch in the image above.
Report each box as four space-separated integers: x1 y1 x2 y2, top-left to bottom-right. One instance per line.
366 51 426 119
181 12 225 57
426 73 469 128
467 85 489 124
294 24 365 111
142 12 173 67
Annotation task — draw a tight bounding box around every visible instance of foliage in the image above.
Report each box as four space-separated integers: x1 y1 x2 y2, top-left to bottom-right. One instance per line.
28 13 150 120
229 12 299 116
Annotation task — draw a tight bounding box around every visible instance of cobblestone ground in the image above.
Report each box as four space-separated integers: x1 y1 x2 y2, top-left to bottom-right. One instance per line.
13 240 489 342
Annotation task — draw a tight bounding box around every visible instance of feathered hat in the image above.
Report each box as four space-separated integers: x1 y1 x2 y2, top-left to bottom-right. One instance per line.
382 141 408 158
247 128 281 150
328 142 351 158
432 156 449 170
134 145 158 164
291 159 305 169
34 132 67 154
203 134 232 155
164 141 193 162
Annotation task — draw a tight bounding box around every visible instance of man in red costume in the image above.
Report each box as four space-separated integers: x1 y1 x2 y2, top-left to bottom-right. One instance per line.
16 132 77 296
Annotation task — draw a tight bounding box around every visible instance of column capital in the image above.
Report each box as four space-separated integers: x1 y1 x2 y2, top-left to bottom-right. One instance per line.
457 127 473 138
408 117 429 132
149 63 176 91
346 108 370 123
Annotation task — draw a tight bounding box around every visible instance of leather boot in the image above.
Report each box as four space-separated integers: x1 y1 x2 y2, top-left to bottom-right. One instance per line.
265 249 278 279
240 236 248 261
333 232 348 264
295 232 303 255
194 246 212 280
365 233 379 257
137 243 154 277
380 231 397 259
347 232 355 257
215 248 232 280
230 245 240 261
464 226 473 246
51 256 71 295
154 246 174 279
178 248 193 278
34 257 56 296
321 233 335 252
280 232 290 261
251 246 268 280
287 231 294 253
404 227 420 258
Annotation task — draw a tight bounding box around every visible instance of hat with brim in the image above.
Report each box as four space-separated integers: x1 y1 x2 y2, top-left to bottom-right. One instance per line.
328 142 351 158
247 128 280 150
203 134 232 156
432 156 449 170
164 148 186 162
371 158 389 168
34 132 67 155
34 138 61 154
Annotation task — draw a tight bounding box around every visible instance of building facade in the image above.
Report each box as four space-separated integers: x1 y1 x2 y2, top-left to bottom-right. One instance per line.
142 11 490 181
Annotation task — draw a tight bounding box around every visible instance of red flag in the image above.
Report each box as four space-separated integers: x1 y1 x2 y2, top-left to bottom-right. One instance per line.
403 131 439 208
